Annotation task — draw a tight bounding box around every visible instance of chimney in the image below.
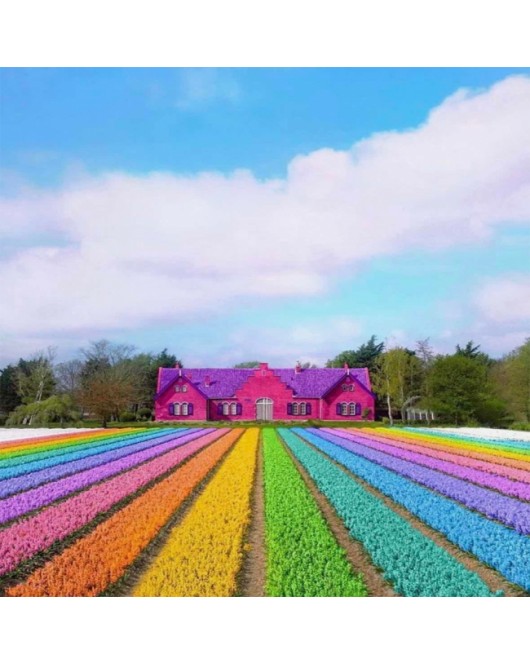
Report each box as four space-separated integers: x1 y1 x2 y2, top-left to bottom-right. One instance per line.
259 362 268 370
344 362 350 375
295 361 302 374
205 375 211 387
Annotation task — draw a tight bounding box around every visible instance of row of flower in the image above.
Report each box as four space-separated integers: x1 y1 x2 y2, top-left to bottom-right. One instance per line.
0 429 127 460
370 427 530 471
0 428 200 498
0 429 221 524
313 429 530 533
330 429 530 500
380 427 530 458
278 428 494 596
409 426 530 446
0 428 191 480
133 429 259 597
5 430 241 596
295 428 530 591
0 430 141 469
263 428 366 596
335 428 530 483
0 428 120 452
0 432 229 574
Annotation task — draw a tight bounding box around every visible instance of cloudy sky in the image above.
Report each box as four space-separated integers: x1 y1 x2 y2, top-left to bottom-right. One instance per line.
0 67 529 367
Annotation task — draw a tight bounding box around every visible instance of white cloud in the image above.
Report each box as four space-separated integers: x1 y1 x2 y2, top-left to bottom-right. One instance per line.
473 274 530 324
1 75 530 354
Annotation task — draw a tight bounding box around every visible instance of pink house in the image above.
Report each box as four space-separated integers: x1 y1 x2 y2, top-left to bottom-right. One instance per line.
154 362 375 422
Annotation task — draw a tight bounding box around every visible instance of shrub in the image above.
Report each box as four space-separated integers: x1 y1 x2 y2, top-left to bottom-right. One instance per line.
119 411 137 422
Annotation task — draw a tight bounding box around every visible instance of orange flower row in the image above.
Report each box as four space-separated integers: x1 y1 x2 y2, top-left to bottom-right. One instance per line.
6 429 242 597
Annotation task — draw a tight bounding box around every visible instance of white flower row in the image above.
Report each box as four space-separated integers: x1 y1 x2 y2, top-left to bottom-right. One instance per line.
0 428 101 445
424 427 530 443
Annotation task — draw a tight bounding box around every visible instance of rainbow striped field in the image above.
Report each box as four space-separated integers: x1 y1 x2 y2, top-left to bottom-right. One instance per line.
0 425 529 597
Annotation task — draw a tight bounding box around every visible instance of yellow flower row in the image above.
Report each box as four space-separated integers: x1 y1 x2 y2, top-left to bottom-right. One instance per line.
133 428 259 597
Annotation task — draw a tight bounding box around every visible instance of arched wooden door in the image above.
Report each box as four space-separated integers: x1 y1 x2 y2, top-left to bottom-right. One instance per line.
256 397 273 421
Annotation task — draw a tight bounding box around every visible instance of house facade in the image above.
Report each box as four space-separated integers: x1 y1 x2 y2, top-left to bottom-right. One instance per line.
154 362 375 422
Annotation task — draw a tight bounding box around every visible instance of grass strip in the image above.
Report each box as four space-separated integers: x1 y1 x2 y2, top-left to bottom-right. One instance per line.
263 428 367 597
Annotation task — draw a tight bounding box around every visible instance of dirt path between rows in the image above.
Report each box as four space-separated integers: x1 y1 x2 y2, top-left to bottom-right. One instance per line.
240 435 266 596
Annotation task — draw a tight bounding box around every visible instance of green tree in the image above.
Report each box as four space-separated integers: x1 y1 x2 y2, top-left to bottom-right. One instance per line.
7 394 80 426
0 364 22 415
233 361 261 368
327 335 384 370
495 338 530 423
455 340 492 366
16 350 56 405
425 354 489 425
78 340 139 426
372 347 422 424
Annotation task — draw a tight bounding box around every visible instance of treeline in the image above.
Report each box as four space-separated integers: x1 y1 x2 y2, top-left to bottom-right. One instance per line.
1 336 529 428
326 336 530 429
0 341 180 427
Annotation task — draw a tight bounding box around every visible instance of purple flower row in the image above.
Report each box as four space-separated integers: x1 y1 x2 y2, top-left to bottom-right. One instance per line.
0 428 200 499
0 428 221 524
310 429 530 535
326 429 530 500
0 429 224 576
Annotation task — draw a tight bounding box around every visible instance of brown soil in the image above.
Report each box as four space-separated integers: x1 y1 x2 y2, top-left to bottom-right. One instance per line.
299 433 528 597
281 437 396 597
239 433 266 597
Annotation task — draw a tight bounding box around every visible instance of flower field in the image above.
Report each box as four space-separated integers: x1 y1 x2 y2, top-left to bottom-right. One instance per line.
0 425 529 597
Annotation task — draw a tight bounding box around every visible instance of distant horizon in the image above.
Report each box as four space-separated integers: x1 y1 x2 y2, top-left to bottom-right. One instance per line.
1 68 529 367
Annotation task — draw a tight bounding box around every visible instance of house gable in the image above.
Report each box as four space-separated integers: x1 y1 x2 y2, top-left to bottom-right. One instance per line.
155 372 208 420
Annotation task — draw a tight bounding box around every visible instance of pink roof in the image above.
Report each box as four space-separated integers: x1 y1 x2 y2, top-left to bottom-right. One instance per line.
157 366 372 399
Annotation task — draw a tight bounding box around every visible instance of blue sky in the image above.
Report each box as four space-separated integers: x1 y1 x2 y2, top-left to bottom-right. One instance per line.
1 68 529 366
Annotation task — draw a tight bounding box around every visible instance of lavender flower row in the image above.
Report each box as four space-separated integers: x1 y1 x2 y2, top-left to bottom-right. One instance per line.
0 428 200 499
326 429 530 500
308 429 530 535
0 428 218 524
0 428 182 479
294 428 530 591
0 430 223 576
